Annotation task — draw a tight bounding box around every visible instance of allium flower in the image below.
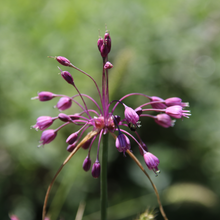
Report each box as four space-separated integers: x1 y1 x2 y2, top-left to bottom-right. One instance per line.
33 29 190 220
33 30 190 176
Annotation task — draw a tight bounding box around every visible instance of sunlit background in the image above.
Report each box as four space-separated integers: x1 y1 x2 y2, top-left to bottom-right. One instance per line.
0 0 220 219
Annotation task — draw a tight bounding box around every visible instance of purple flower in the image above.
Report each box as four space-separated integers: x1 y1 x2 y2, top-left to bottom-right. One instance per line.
92 160 101 178
33 116 54 131
124 105 139 125
115 133 131 155
39 129 57 146
143 152 160 175
56 96 72 111
165 105 191 119
33 30 190 176
83 156 91 172
165 97 189 107
155 114 175 128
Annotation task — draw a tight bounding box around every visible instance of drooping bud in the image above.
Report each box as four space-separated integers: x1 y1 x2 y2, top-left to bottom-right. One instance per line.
58 67 74 85
91 160 101 178
66 132 79 144
143 151 160 175
66 142 77 152
104 61 113 69
115 133 131 155
150 96 166 109
32 91 55 101
58 113 71 122
81 138 92 150
55 97 72 111
124 105 139 125
83 156 91 172
104 32 111 53
165 97 189 107
33 116 54 131
165 105 191 119
39 129 57 146
155 114 175 128
56 56 71 66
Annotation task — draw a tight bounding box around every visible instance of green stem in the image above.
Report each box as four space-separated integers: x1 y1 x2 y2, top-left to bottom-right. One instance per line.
101 132 109 220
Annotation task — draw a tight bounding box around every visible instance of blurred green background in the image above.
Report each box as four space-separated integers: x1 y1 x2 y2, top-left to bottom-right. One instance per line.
0 0 220 219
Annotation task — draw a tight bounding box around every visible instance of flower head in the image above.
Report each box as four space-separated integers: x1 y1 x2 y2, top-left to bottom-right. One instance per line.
33 30 190 178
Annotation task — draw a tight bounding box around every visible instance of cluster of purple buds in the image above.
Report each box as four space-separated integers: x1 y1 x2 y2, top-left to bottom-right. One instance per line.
32 30 190 178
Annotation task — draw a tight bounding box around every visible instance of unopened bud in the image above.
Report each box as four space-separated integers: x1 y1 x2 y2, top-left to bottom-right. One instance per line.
56 56 71 66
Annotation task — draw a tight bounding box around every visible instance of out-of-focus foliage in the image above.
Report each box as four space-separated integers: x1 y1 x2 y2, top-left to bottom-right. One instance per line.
0 0 220 219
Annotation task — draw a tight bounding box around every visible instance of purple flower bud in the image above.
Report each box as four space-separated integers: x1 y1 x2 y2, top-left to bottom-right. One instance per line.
155 114 175 128
165 105 191 119
150 96 166 109
69 114 80 120
143 152 160 174
81 138 92 150
36 91 55 101
83 156 91 171
58 67 74 85
91 160 101 178
124 105 139 125
39 129 57 146
165 97 189 107
135 107 143 116
56 56 71 66
58 113 71 122
104 32 111 53
33 116 54 131
97 37 104 51
104 61 113 69
66 142 77 152
66 132 78 144
56 97 72 111
100 44 109 58
115 133 131 155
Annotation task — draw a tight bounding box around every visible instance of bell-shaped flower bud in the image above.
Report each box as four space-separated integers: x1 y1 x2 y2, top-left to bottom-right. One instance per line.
66 132 79 144
55 96 72 111
66 142 77 152
58 67 74 85
83 156 91 172
97 37 104 51
143 152 160 175
155 114 175 128
115 133 131 155
150 96 166 109
91 160 101 178
39 129 57 146
165 97 189 107
33 116 54 131
165 105 191 119
58 113 71 122
104 32 111 53
56 56 71 66
104 61 113 69
33 91 55 101
124 105 139 125
81 138 92 150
